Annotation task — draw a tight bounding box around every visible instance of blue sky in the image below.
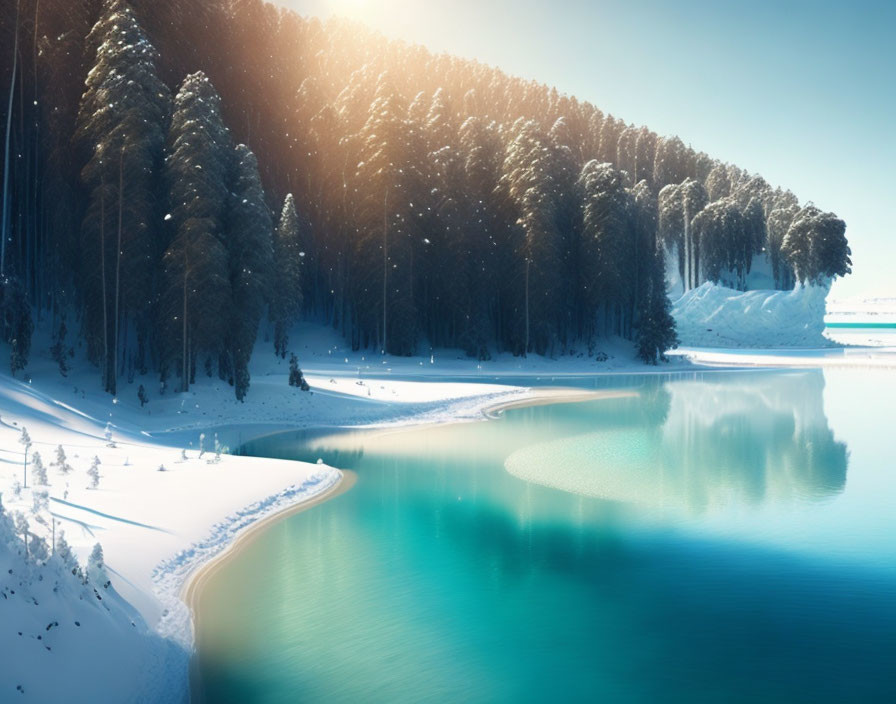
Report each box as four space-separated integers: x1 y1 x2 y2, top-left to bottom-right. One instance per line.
277 0 894 299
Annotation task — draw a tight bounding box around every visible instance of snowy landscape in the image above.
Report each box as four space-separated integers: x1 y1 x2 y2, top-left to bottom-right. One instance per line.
2 0 893 702
3 316 893 701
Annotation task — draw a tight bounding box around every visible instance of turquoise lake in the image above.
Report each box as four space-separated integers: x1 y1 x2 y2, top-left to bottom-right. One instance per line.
194 369 896 703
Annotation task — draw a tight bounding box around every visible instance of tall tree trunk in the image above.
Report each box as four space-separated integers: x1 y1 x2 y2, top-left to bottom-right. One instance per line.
182 248 188 392
113 148 123 395
524 257 530 356
100 177 109 392
1 0 20 276
382 187 388 355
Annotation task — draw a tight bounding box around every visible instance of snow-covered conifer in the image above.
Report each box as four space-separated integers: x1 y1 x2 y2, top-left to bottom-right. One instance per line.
87 456 101 490
88 543 109 587
54 445 73 475
19 427 31 487
289 353 310 391
75 1 171 394
31 451 47 486
272 194 306 358
55 530 78 574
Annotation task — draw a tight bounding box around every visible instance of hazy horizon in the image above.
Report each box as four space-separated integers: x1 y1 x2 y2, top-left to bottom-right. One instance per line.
278 0 895 300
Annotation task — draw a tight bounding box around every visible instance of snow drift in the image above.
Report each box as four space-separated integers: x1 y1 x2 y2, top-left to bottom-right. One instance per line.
671 282 833 348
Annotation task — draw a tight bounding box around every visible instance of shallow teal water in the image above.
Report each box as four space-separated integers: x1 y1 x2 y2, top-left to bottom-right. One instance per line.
196 369 896 703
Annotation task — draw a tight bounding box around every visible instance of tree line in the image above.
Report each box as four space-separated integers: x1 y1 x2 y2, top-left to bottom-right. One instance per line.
0 0 850 397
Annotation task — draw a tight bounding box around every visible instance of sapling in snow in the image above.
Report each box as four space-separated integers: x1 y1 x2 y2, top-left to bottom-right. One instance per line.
138 384 148 407
87 456 101 489
53 445 73 475
32 489 49 514
31 451 47 486
88 543 110 588
18 427 31 487
104 422 116 448
199 433 206 458
55 529 77 572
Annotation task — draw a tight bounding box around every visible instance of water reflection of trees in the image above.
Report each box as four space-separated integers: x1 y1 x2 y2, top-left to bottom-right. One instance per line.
505 370 848 513
662 370 848 508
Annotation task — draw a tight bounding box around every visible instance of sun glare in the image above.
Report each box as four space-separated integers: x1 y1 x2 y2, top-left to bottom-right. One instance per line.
331 0 373 18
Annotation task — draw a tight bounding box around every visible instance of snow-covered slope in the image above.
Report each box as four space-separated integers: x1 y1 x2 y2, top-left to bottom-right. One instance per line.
671 282 833 348
0 521 185 703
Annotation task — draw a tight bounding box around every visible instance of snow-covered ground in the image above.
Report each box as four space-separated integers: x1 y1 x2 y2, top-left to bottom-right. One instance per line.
671 282 833 348
2 318 894 702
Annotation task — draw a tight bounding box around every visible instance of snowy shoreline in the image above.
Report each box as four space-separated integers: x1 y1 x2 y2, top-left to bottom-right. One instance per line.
5 320 894 702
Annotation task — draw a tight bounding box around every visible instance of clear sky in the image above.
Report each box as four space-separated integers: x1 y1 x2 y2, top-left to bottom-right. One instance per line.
276 0 894 300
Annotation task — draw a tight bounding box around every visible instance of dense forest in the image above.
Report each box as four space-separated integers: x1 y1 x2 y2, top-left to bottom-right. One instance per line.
0 0 851 398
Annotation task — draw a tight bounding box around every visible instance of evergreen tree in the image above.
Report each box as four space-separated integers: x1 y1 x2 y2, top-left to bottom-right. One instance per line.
653 136 691 189
74 0 171 393
159 72 233 391
271 194 305 358
767 204 799 288
87 456 101 489
351 77 419 355
0 278 33 375
224 144 274 400
288 352 309 391
88 542 109 587
577 161 634 345
31 451 47 486
55 529 78 574
53 444 72 475
18 427 31 487
705 163 731 202
636 244 679 364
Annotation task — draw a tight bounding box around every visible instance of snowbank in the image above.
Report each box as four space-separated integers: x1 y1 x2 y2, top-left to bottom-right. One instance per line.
671 282 833 348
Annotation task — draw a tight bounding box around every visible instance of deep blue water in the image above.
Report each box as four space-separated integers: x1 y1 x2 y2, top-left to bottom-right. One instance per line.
195 369 896 703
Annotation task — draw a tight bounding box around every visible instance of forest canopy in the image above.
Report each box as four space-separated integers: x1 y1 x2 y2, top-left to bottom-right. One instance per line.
0 0 851 396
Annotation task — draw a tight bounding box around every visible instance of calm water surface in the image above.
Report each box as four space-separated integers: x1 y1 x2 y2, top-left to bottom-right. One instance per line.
195 369 896 703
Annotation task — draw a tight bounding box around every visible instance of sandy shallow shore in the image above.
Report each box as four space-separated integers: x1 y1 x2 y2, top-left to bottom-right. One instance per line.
185 470 357 700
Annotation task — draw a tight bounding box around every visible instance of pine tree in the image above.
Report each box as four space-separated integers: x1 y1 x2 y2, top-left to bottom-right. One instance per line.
159 72 233 391
31 451 47 486
19 427 31 487
225 144 274 401
88 543 109 587
0 279 33 375
636 244 679 364
577 161 635 345
271 194 305 358
55 529 77 574
87 456 101 489
74 0 171 393
53 445 72 475
289 353 309 391
351 77 419 355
